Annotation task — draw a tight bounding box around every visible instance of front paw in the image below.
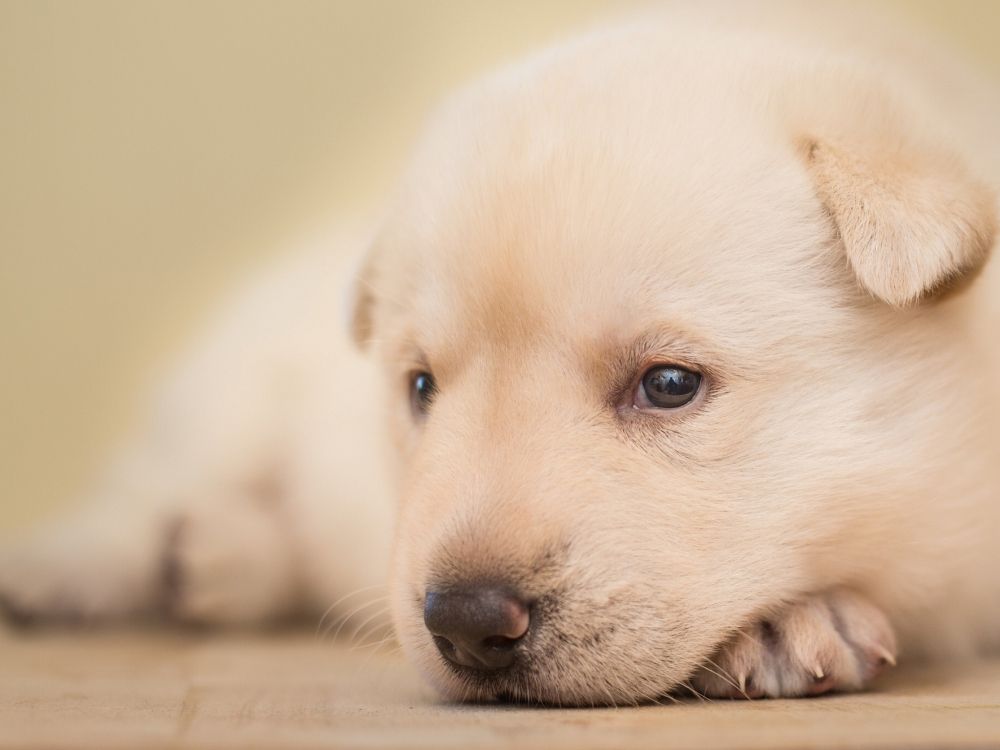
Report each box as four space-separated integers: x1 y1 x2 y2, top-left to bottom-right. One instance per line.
691 589 897 699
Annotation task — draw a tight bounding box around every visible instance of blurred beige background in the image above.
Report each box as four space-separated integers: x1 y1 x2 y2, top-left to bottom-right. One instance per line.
1 1 998 531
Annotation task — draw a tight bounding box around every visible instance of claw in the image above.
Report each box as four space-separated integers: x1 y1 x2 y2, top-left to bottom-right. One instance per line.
874 645 897 667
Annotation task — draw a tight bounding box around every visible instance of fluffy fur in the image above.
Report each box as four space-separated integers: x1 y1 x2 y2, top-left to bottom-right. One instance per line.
2 2 998 705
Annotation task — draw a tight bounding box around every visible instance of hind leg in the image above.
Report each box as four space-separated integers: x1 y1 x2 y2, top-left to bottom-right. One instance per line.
1 238 390 630
1 482 303 629
0 500 169 625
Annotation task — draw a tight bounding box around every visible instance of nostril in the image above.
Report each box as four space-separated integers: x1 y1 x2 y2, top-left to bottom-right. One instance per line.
494 599 530 641
432 634 458 659
482 635 520 650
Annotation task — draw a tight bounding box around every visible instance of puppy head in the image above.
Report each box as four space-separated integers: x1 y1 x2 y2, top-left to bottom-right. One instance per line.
351 34 996 704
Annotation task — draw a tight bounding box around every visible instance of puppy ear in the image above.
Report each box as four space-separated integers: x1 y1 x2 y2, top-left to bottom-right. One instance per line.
346 249 377 350
801 136 996 306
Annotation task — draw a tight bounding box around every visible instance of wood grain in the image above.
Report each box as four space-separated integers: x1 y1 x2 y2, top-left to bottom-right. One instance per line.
1 628 998 750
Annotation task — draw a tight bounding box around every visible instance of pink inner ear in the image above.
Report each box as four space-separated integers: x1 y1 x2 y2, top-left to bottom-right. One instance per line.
803 139 996 307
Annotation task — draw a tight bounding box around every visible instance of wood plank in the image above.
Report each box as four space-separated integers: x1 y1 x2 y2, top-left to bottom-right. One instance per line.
1 628 998 750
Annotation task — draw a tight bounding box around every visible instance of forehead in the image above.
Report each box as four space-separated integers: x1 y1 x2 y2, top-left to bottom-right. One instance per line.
377 47 842 365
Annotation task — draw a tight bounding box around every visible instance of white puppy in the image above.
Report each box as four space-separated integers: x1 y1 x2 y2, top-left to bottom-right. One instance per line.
2 3 998 705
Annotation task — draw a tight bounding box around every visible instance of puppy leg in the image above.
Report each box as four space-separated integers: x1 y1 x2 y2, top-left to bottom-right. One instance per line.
0 498 169 625
1 240 383 629
0 346 284 626
164 494 298 626
0 371 288 627
0 496 299 629
690 588 898 699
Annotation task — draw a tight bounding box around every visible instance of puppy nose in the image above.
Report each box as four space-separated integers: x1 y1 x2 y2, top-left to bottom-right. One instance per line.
424 587 530 671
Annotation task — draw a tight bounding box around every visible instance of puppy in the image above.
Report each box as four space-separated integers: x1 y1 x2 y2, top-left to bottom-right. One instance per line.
2 3 999 705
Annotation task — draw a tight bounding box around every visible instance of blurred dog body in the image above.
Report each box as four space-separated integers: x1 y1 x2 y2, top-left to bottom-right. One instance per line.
1 240 395 627
2 3 999 704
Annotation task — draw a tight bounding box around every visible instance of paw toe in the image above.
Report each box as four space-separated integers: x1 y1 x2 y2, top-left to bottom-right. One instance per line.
692 589 898 700
0 592 37 628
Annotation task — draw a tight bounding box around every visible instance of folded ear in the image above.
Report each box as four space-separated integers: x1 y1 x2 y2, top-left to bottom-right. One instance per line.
346 248 377 350
801 136 996 306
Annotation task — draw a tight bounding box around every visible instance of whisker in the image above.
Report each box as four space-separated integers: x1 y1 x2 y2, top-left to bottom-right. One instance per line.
679 681 712 704
315 583 388 636
702 656 742 696
352 631 397 654
326 595 390 641
353 632 400 672
346 604 392 645
737 628 764 650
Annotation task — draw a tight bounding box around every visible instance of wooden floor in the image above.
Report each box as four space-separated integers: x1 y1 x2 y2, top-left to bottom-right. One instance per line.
2 626 999 750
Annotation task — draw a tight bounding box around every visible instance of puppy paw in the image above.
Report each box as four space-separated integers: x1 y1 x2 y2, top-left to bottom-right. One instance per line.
162 502 297 626
690 589 897 699
0 516 163 626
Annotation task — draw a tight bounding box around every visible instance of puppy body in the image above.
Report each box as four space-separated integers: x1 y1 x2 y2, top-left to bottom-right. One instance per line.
2 3 998 703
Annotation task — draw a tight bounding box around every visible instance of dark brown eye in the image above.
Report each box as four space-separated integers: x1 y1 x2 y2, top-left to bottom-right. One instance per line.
411 371 437 416
637 366 702 409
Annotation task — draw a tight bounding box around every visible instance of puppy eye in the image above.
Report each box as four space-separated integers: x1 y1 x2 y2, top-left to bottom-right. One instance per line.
636 365 702 409
410 371 437 416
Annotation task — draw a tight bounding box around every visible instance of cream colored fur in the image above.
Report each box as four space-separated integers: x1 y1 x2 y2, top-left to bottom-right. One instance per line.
2 2 998 705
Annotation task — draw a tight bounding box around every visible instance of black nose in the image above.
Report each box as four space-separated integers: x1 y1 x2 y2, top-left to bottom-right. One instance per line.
423 587 530 671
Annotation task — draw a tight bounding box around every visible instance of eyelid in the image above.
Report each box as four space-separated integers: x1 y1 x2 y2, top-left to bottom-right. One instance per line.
610 381 708 432
601 328 724 417
401 351 433 379
632 360 707 398
626 329 731 391
606 344 711 409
